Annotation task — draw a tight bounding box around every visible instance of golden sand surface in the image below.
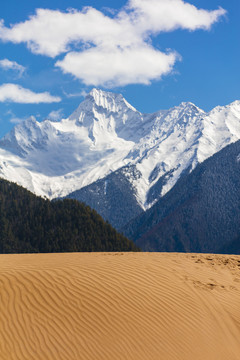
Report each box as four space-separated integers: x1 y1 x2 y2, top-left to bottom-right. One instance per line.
0 252 240 360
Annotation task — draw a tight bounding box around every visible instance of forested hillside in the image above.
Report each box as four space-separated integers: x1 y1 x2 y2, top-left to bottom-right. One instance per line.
0 179 139 253
220 235 240 255
124 141 240 253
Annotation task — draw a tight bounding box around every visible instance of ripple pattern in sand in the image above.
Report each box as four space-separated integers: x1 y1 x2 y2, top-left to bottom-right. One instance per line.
0 252 240 360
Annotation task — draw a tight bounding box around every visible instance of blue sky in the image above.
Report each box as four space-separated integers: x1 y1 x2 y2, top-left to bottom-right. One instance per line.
0 0 239 137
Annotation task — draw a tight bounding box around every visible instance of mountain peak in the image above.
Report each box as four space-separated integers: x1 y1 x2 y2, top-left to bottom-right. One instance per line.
89 87 122 101
177 101 204 113
87 88 137 113
86 88 123 109
69 88 137 123
0 90 239 206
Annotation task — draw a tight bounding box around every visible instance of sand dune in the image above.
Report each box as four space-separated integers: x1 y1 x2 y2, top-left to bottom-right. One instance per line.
0 252 240 360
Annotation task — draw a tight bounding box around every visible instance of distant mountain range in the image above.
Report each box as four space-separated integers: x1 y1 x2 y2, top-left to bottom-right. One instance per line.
0 89 239 253
0 89 239 205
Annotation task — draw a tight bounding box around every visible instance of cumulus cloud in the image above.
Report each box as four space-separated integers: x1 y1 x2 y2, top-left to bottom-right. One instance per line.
0 8 129 58
0 84 61 103
0 58 26 77
57 45 178 87
127 0 226 33
0 0 226 86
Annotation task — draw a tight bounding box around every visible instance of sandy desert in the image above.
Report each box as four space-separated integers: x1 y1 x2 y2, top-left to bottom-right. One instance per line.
0 252 240 360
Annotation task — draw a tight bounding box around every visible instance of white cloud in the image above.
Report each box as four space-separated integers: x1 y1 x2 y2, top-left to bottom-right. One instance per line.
0 58 26 77
5 110 35 124
47 109 64 121
127 0 226 33
10 115 30 124
63 89 88 98
0 8 130 58
0 1 226 87
57 45 178 87
0 84 61 103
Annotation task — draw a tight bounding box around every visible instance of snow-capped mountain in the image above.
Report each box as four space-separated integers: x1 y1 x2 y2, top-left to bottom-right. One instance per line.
124 140 240 253
0 88 239 211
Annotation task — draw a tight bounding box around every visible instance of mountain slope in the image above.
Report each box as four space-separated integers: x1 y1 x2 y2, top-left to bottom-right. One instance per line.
66 165 144 230
0 89 239 214
123 141 240 253
0 178 139 254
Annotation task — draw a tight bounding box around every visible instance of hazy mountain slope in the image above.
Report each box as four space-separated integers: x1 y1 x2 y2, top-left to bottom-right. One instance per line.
66 165 143 230
0 178 139 254
124 141 240 253
0 89 239 213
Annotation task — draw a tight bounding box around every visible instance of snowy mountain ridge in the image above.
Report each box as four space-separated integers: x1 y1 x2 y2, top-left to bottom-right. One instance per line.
0 88 239 209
